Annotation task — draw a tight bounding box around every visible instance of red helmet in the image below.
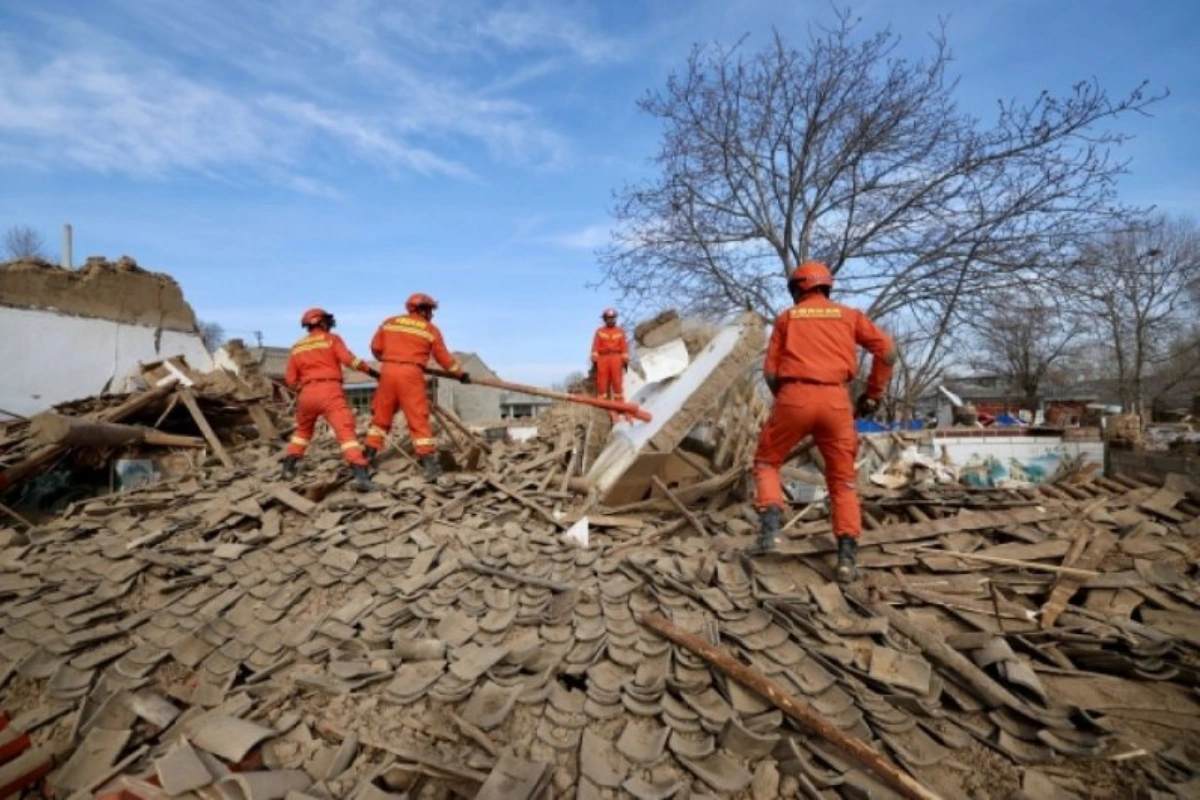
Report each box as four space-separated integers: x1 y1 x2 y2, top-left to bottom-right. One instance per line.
601 308 618 319
300 307 333 328
406 293 438 313
788 261 834 295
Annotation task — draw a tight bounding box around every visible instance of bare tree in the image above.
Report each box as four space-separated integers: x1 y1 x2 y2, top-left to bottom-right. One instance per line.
3 225 49 261
599 11 1163 361
1146 326 1200 415
198 320 227 352
964 290 1085 410
1075 214 1200 415
552 370 587 392
879 315 956 422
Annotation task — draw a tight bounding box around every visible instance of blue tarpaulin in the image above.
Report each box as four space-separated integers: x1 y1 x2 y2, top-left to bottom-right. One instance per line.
855 419 928 433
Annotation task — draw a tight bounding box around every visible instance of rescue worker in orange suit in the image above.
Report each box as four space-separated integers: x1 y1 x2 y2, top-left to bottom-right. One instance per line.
751 262 897 582
590 308 629 406
281 308 380 492
364 293 470 482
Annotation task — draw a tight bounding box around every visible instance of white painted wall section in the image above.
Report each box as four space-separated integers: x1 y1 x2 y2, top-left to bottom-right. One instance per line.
931 434 1104 486
0 307 214 416
586 319 753 496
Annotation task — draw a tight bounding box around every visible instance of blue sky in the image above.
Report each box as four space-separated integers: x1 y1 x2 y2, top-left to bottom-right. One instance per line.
1 0 1197 384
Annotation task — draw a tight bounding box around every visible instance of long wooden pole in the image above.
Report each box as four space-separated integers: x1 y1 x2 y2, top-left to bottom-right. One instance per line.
915 546 1100 578
426 368 651 422
639 613 943 800
176 388 235 468
30 413 205 449
651 475 710 538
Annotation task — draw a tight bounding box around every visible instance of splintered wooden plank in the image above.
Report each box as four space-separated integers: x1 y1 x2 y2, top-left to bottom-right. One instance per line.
265 485 317 516
1139 487 1188 523
177 388 234 468
246 402 279 442
486 478 564 529
779 506 1065 556
1040 527 1118 629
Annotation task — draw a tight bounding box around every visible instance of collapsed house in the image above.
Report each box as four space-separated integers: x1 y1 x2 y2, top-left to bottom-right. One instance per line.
0 311 1198 800
0 258 215 418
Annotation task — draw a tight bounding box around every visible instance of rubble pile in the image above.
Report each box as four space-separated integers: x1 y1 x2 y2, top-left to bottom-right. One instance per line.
1 357 281 513
0 396 1196 799
1 333 1199 799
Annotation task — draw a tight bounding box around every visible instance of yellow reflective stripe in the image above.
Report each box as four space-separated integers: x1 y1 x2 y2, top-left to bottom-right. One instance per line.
289 436 310 446
788 307 843 319
412 437 437 446
291 337 333 355
340 440 362 450
382 325 434 341
367 426 387 437
388 317 429 330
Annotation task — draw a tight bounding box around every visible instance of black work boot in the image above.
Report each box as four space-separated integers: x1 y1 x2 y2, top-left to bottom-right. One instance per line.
351 465 377 493
835 535 859 583
280 456 299 480
748 506 782 554
419 454 441 482
363 446 377 466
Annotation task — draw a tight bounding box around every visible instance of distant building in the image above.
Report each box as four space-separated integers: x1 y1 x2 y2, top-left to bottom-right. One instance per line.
939 374 1115 427
500 391 553 420
435 352 502 424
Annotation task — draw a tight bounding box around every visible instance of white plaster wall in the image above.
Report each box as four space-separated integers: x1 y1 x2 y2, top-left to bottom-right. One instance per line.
931 435 1104 466
930 434 1104 485
0 307 214 416
586 319 753 495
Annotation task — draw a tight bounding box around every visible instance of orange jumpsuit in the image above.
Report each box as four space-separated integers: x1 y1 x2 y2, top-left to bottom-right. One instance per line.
753 294 894 539
284 331 372 467
591 325 629 401
365 313 463 456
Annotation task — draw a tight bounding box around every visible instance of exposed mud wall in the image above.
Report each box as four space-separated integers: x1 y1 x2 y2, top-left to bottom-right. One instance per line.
0 256 198 331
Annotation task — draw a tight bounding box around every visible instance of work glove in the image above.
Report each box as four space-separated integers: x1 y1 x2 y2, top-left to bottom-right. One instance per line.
855 393 880 419
458 372 471 384
623 362 629 373
367 367 381 380
588 363 598 381
764 373 780 396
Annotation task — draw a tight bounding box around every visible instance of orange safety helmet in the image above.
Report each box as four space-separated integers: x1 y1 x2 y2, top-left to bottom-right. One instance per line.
787 261 834 296
300 307 334 328
406 293 438 313
601 307 618 320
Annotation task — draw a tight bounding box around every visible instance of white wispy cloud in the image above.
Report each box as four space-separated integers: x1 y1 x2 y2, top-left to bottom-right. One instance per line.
0 47 274 177
0 0 624 189
541 223 612 250
374 0 627 64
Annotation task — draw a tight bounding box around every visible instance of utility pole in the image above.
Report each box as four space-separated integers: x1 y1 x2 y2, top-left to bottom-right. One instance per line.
62 223 73 269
